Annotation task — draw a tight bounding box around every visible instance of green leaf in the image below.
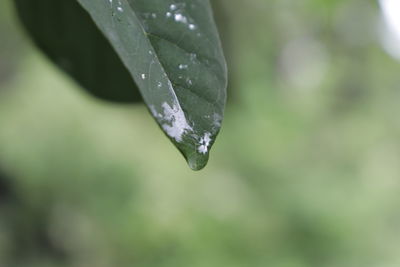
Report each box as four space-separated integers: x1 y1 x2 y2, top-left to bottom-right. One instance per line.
14 0 142 103
77 0 227 170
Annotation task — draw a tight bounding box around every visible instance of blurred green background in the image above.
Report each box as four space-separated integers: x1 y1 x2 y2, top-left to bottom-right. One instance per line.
2 0 400 266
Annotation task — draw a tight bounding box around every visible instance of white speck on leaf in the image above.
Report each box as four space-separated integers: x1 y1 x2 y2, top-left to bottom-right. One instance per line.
198 132 212 154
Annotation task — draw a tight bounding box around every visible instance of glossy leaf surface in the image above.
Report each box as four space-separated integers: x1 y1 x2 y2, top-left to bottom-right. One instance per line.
14 0 142 102
77 0 227 170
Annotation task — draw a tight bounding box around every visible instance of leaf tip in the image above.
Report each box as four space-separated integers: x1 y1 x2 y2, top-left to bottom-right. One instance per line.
180 131 216 171
186 152 210 171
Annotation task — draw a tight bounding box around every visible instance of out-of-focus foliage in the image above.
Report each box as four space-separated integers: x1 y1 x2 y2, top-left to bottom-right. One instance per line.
1 0 400 266
0 0 25 86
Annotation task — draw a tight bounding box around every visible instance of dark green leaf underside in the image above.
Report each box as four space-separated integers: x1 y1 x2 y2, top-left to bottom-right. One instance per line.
14 0 142 103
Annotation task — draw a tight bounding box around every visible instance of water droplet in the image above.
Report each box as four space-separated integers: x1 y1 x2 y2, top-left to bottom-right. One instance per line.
174 13 187 23
186 151 209 171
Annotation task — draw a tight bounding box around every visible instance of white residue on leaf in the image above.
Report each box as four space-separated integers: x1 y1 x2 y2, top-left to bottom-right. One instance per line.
161 102 193 142
213 113 223 128
141 73 146 79
142 12 157 19
198 132 212 154
190 53 197 62
149 105 162 118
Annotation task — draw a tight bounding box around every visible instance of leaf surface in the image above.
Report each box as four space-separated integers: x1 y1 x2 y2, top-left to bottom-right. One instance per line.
77 0 227 170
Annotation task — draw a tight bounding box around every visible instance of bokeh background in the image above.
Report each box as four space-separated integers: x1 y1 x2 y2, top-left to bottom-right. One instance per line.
1 0 400 266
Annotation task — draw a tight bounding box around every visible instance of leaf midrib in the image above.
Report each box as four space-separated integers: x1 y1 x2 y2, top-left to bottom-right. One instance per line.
119 0 184 112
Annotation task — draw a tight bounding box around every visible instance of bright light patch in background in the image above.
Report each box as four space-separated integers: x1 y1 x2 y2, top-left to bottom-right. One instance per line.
379 0 400 60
